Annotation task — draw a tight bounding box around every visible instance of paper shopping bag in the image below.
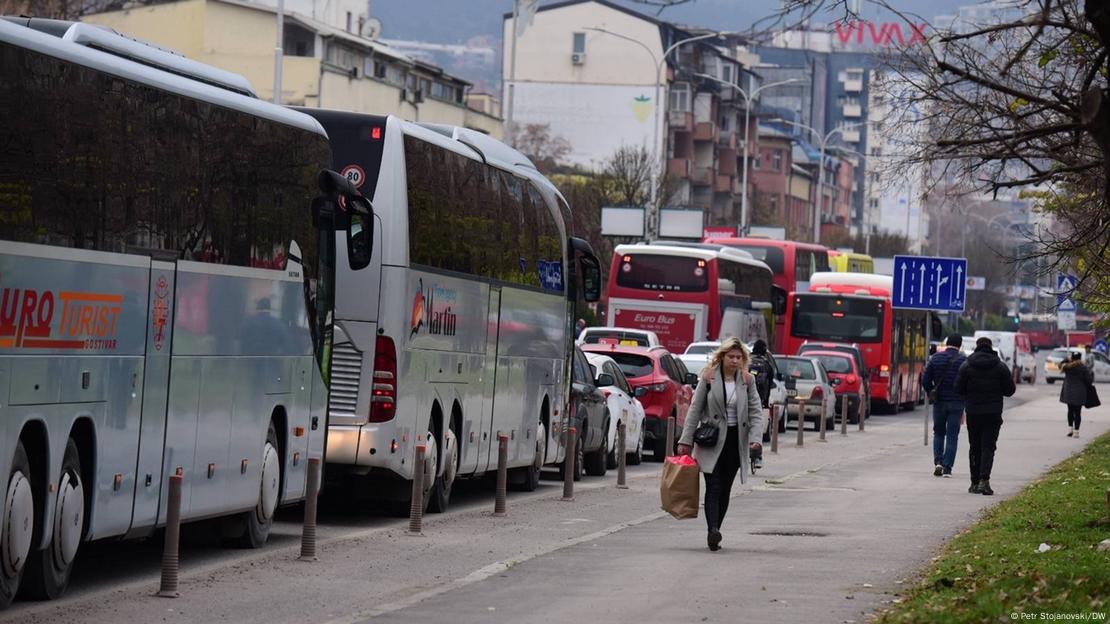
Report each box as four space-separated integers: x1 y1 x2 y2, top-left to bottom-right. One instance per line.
660 454 700 519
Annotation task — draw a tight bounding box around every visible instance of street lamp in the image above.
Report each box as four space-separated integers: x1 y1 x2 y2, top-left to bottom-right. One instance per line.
770 118 864 245
694 73 802 235
586 27 728 240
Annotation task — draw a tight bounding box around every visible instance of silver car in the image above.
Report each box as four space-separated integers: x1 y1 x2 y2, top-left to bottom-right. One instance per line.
776 356 835 432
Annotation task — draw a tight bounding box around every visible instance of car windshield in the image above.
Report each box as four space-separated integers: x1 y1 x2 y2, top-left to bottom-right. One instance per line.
684 344 718 355
781 358 817 380
811 355 852 374
583 330 650 346
606 353 655 379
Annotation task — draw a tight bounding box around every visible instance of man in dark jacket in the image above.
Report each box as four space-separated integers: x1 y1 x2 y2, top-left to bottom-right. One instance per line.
922 334 967 478
955 337 1016 496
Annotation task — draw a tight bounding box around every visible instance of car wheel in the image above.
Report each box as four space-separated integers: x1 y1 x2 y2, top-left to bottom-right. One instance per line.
627 427 644 466
584 421 608 477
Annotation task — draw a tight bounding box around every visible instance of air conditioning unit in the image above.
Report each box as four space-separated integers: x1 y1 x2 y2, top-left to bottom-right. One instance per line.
571 52 585 65
413 89 425 104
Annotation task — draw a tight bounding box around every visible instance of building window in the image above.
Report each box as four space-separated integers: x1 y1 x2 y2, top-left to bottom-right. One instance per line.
669 82 691 113
719 115 730 131
771 152 782 171
752 156 761 170
869 198 879 208
374 60 388 80
573 32 586 55
870 146 882 156
871 171 881 184
346 12 353 33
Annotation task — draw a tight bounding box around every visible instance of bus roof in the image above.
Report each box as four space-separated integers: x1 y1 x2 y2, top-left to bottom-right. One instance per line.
808 272 893 295
703 237 828 252
614 243 771 273
0 18 326 137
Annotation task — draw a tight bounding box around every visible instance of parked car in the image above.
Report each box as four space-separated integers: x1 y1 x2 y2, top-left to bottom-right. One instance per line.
796 341 870 417
803 350 868 423
585 352 648 467
776 356 835 431
1045 347 1110 384
582 344 695 460
566 346 612 480
677 340 719 376
578 327 661 348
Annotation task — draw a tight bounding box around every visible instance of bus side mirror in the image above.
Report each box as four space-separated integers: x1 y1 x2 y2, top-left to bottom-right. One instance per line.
569 237 602 303
771 285 788 316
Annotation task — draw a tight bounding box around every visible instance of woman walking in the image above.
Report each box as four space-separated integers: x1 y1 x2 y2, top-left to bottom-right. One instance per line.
677 337 766 551
1060 352 1093 438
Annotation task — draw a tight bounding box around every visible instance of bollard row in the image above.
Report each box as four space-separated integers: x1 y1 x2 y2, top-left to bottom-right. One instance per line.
408 445 426 535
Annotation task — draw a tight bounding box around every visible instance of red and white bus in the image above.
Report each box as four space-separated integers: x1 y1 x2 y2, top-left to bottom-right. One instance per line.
605 244 774 354
783 272 932 413
703 237 829 351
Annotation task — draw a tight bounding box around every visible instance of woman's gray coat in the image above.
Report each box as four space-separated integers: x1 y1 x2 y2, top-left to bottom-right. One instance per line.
677 366 766 482
1060 360 1093 406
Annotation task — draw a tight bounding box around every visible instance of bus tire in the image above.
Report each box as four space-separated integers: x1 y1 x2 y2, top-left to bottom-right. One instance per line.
1 441 34 609
512 420 544 493
229 422 280 549
22 438 84 601
427 426 456 513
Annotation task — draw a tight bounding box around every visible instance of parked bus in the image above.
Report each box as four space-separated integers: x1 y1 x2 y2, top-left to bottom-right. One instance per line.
783 273 935 413
0 18 368 606
827 250 874 273
605 243 775 354
298 109 601 513
703 237 829 351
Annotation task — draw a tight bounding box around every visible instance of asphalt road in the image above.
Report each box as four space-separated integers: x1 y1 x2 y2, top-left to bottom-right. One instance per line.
3 383 1104 624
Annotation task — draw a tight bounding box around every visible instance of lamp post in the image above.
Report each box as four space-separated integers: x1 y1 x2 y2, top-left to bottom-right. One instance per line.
586 27 726 240
771 118 864 245
694 73 802 235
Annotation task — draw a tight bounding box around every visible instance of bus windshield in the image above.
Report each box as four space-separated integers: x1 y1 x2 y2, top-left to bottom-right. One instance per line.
615 254 709 292
791 294 885 343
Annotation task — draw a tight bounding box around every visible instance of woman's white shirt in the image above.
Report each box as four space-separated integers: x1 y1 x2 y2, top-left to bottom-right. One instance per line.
724 379 738 426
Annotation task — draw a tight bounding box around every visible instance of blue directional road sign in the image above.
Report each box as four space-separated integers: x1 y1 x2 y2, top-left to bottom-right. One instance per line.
892 255 968 312
1057 274 1077 311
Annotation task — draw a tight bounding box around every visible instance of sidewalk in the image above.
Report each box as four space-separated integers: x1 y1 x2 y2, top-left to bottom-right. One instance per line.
368 386 1110 623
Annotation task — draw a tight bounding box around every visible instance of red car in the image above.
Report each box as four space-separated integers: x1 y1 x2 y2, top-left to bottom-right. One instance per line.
803 350 868 423
581 344 695 460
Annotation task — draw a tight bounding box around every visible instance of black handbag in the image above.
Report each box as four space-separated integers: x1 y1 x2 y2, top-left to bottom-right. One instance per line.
693 422 719 447
1085 383 1101 409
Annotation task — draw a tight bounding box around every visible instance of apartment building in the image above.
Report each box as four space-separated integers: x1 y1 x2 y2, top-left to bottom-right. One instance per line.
84 0 501 137
502 0 758 232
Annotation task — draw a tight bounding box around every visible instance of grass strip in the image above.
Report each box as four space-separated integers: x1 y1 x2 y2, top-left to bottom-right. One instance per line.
876 431 1110 623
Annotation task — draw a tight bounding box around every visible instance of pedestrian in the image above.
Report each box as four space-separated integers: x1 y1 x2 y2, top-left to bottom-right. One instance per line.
1059 352 1092 438
1083 344 1095 369
922 334 967 478
575 318 586 337
748 339 777 461
676 337 766 551
955 336 1016 496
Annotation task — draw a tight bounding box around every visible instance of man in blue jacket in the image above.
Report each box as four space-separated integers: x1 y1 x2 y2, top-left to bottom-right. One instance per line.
922 334 967 478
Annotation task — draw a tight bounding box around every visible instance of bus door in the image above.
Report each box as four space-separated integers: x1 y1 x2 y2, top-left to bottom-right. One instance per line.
478 286 503 473
129 260 177 535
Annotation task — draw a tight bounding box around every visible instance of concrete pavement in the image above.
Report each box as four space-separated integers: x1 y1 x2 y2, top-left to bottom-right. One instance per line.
3 383 1104 624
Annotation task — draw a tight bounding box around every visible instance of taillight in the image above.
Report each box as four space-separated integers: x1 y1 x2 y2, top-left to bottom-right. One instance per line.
810 386 823 401
369 336 397 423
878 364 890 378
648 382 668 393
846 374 858 385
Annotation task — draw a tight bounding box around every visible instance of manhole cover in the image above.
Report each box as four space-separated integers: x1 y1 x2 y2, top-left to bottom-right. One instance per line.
749 530 829 537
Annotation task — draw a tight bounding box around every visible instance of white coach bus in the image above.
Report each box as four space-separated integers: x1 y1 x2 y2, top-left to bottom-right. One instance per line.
0 18 370 606
298 109 602 512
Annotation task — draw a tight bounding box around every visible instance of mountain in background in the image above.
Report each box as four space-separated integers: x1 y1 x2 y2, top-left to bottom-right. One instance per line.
370 0 974 91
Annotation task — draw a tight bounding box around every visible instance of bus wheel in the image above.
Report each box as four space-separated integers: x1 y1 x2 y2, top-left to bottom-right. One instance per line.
230 422 280 549
427 427 456 513
513 420 544 492
23 438 84 600
1 441 34 609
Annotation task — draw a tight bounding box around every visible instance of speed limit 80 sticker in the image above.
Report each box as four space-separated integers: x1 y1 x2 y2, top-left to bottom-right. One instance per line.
340 164 366 189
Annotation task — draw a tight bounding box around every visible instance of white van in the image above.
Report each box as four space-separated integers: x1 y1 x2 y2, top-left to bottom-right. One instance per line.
973 331 1036 384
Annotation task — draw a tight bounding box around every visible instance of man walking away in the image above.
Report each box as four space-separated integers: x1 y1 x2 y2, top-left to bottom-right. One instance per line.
922 334 967 478
955 337 1016 496
749 339 776 461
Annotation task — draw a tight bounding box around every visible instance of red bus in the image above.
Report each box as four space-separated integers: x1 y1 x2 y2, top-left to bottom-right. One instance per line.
783 272 933 413
703 237 830 351
605 244 775 354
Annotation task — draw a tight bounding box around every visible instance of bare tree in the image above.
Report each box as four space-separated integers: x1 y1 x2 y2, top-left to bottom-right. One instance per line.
513 123 571 174
0 0 132 18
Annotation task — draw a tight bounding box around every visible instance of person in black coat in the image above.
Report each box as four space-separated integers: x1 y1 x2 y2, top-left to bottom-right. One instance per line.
1059 353 1093 438
954 337 1016 496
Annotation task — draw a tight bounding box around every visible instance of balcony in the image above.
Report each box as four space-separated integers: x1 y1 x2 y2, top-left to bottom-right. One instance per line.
717 130 736 150
714 174 734 193
667 158 692 178
669 110 694 131
718 148 738 175
841 128 861 143
691 167 713 186
693 121 718 142
842 102 862 117
844 78 863 92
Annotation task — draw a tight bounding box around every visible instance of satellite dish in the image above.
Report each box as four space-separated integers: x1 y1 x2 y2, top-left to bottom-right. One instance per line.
365 17 382 39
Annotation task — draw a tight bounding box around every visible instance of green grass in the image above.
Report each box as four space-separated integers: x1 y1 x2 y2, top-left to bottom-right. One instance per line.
876 431 1110 623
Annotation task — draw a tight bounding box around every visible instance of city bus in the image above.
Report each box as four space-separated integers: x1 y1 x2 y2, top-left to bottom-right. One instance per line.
605 243 775 354
827 250 874 273
298 109 601 513
0 18 367 606
783 272 934 413
703 237 830 351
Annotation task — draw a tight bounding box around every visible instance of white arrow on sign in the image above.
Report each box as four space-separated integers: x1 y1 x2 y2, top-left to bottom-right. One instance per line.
934 264 948 306
954 265 964 301
899 261 908 300
918 263 926 304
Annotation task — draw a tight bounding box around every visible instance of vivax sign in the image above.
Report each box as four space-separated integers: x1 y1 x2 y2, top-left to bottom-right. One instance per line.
835 21 928 47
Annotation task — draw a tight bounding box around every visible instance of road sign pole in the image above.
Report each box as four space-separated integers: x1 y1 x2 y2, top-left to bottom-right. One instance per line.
924 313 931 447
